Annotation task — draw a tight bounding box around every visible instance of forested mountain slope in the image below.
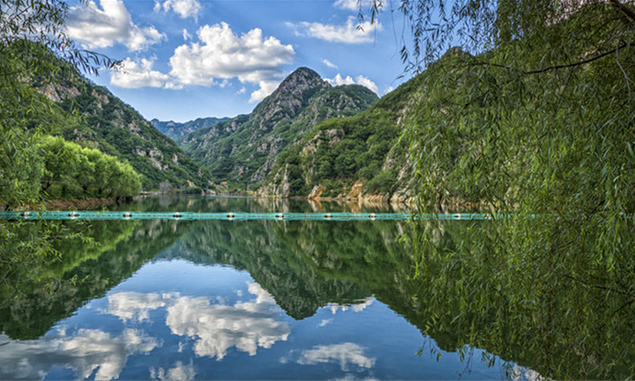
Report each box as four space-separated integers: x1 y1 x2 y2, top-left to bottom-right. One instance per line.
151 117 230 140
32 54 209 191
181 67 378 186
258 71 423 201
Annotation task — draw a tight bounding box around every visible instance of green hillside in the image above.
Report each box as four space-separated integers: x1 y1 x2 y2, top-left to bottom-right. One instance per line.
49 81 210 191
181 67 378 186
259 70 422 200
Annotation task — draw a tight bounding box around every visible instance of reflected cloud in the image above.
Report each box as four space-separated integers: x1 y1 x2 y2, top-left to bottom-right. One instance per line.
297 342 375 371
328 297 374 314
106 291 179 322
511 365 546 381
0 329 159 380
150 361 196 381
166 282 290 359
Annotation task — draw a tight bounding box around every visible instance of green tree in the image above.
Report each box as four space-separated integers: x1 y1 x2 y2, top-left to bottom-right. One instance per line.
0 0 114 305
357 1 635 377
38 136 142 199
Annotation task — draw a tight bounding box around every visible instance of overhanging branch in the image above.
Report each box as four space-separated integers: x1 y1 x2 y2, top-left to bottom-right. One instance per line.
472 41 629 75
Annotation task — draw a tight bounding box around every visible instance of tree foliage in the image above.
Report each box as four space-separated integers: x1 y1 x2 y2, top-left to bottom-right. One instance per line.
0 0 116 305
39 136 142 199
358 1 635 377
1 0 115 208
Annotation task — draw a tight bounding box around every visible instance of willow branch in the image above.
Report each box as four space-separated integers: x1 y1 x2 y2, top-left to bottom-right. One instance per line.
609 0 635 23
470 41 628 75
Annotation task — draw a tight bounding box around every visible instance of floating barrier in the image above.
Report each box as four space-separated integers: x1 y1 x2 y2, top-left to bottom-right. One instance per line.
0 211 507 221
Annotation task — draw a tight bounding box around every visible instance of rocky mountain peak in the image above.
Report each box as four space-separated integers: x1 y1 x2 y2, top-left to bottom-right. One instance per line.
276 67 330 95
251 68 330 132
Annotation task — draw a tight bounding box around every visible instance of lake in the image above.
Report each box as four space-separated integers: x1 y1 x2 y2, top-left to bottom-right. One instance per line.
0 195 629 380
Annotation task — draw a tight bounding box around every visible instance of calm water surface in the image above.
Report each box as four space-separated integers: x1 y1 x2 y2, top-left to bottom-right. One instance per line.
0 196 538 380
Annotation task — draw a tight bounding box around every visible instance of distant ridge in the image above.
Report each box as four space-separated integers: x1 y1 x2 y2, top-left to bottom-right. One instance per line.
151 117 230 141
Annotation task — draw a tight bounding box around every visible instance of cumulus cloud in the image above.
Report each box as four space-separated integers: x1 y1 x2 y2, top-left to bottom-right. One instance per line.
297 342 376 371
168 22 295 101
66 0 165 51
289 16 382 44
0 329 159 381
111 58 180 89
183 29 192 41
327 74 379 94
322 59 338 69
155 0 201 19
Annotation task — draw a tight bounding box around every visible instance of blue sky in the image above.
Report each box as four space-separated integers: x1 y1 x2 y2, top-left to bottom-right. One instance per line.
65 0 410 122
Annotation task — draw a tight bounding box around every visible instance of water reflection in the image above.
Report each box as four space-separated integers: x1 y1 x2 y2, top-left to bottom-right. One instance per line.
111 194 409 214
3 197 630 379
164 284 290 360
290 342 375 371
0 328 158 380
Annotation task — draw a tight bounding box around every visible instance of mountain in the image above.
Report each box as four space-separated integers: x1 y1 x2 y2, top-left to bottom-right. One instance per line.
150 117 230 140
258 71 423 201
181 67 379 186
37 69 210 191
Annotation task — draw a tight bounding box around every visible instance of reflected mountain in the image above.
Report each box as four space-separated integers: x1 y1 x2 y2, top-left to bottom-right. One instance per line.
174 220 372 319
2 200 635 378
176 218 635 379
110 194 405 214
0 220 193 340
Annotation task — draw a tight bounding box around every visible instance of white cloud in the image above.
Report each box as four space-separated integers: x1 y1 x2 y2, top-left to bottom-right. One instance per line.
333 0 375 12
319 319 333 327
334 0 359 11
0 329 159 381
354 76 380 95
111 58 179 89
66 0 165 51
383 86 394 95
155 0 201 19
322 59 338 69
183 29 192 41
327 74 379 94
289 16 382 44
169 22 295 102
297 343 375 371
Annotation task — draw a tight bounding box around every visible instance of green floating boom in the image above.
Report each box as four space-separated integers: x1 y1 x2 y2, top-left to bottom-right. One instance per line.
0 211 506 221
